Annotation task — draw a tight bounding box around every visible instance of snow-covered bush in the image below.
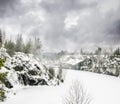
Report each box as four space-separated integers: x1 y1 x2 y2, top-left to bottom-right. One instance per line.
76 55 120 77
63 81 91 104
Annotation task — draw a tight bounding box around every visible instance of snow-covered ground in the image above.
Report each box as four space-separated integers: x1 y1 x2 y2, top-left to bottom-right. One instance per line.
2 69 120 104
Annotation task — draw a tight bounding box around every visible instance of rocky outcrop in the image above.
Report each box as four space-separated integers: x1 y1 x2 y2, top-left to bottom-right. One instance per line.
0 48 64 101
18 73 48 86
0 49 63 90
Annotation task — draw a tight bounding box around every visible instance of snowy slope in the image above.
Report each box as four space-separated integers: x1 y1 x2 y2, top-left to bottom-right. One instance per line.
2 69 120 104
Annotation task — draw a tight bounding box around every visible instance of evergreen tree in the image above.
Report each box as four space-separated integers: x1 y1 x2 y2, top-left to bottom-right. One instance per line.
32 37 41 55
0 30 2 47
95 47 102 55
15 34 23 52
23 39 32 54
4 40 15 56
34 37 41 50
114 48 120 56
0 29 5 47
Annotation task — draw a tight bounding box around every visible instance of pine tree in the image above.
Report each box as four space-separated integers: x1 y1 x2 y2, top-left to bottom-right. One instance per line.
114 48 120 56
15 34 23 52
0 30 2 47
4 40 15 56
95 47 102 55
23 39 32 54
32 37 41 55
34 37 41 50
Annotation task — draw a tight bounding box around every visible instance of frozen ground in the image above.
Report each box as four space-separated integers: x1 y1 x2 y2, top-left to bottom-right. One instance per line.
2 69 120 104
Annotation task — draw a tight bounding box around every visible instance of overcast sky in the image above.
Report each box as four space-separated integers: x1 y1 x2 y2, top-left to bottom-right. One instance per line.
0 0 120 52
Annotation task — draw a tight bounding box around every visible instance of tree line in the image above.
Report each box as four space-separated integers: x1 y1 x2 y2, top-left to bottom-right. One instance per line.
0 29 41 56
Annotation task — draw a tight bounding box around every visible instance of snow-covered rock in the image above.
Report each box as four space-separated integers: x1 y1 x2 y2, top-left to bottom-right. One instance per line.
4 52 62 86
0 48 64 101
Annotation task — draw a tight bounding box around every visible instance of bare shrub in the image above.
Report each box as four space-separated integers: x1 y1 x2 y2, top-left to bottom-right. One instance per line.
64 81 91 104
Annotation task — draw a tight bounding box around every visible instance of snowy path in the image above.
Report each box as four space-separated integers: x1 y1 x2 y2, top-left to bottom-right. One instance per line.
2 70 120 104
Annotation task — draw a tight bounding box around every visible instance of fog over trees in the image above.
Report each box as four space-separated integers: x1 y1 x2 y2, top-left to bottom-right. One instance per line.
0 29 41 56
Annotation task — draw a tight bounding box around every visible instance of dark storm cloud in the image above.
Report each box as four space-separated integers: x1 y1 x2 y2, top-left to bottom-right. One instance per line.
0 0 21 17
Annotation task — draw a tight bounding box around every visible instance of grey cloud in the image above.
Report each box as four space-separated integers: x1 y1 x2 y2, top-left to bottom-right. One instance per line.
38 0 98 51
108 20 120 36
105 20 120 44
0 0 21 17
103 6 120 44
0 0 120 52
39 0 120 51
40 0 97 14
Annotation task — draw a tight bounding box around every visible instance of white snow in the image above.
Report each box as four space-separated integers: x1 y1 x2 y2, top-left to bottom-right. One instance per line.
2 69 120 104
